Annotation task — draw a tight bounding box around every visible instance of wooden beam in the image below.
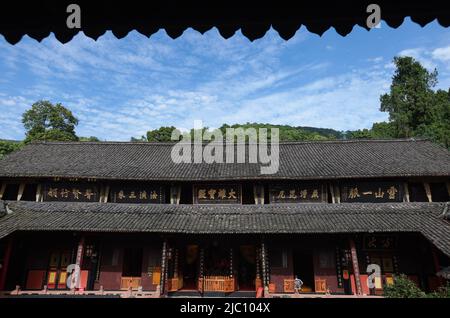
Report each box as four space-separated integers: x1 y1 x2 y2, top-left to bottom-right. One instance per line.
35 184 42 202
403 182 410 202
424 183 432 202
446 182 450 198
0 183 6 200
17 183 25 201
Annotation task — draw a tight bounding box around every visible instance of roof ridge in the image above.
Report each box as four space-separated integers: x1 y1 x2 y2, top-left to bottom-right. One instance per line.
27 138 430 146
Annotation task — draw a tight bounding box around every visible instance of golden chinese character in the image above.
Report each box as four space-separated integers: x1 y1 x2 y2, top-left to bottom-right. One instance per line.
277 190 286 199
387 186 398 200
118 190 126 200
47 188 58 198
374 188 384 198
299 189 307 199
72 188 82 200
367 236 377 249
217 189 227 199
84 189 94 200
139 190 148 200
129 191 137 199
228 189 237 199
289 190 297 199
382 238 392 248
151 191 158 200
348 187 360 199
207 189 216 200
60 188 70 198
198 189 207 199
311 189 319 199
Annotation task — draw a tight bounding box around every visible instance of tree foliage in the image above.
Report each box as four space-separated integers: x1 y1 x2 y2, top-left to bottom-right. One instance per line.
0 140 23 159
79 136 100 142
347 56 450 148
22 100 79 143
383 274 426 298
137 123 340 143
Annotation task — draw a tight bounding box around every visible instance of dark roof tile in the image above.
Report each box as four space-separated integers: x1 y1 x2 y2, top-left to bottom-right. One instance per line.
0 139 449 180
1 201 449 256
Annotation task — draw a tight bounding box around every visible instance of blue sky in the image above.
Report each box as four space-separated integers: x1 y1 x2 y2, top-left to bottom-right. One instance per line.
1 18 450 141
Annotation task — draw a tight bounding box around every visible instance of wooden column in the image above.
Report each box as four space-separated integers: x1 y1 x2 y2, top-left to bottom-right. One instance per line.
35 184 42 202
174 248 179 279
253 184 264 205
335 185 341 203
349 238 362 296
159 239 168 296
424 183 432 202
199 247 205 294
99 185 109 203
446 182 450 198
329 183 335 203
73 236 85 290
261 241 268 288
228 247 233 281
430 244 445 284
403 182 410 202
0 183 6 200
0 238 13 291
170 185 181 204
17 183 25 201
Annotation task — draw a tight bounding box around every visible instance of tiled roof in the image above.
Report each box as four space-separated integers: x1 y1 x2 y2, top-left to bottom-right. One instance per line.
1 201 449 256
0 139 449 180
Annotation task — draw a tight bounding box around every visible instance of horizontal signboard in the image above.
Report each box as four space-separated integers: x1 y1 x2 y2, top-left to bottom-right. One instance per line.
269 183 327 203
110 184 165 203
193 184 241 204
43 183 99 202
340 182 403 203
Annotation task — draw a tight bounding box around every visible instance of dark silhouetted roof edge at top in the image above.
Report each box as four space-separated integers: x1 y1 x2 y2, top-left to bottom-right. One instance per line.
1 1 450 44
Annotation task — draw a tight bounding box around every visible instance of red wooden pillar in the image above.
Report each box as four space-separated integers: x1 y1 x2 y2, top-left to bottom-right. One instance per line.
431 245 444 287
73 236 85 290
0 238 13 291
349 238 362 296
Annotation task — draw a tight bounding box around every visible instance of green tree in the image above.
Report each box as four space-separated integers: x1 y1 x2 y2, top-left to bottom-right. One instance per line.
79 136 100 142
423 89 450 148
370 121 397 139
380 56 438 138
146 126 178 142
22 100 79 143
0 140 23 159
346 129 373 139
384 274 426 298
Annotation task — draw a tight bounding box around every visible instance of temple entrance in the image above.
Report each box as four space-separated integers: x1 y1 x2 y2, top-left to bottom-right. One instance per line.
293 249 315 292
121 247 143 290
237 245 256 291
46 249 71 290
201 242 234 293
181 245 199 290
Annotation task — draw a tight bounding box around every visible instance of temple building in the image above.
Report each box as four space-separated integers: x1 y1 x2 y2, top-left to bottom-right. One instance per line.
0 139 449 297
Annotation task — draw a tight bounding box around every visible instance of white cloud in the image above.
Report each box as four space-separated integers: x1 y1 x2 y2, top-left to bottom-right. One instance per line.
432 45 450 61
